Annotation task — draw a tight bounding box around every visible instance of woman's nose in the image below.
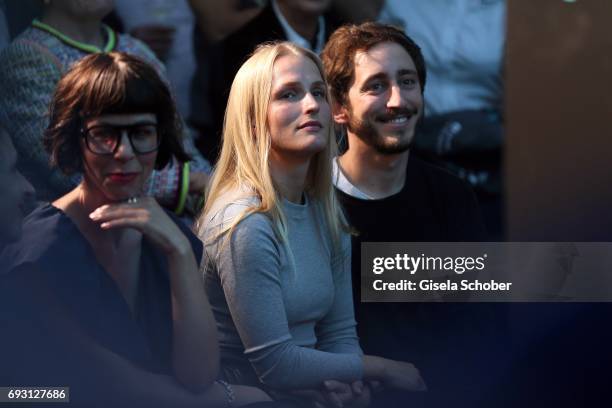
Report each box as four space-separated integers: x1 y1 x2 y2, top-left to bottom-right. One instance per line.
113 131 135 159
303 92 320 114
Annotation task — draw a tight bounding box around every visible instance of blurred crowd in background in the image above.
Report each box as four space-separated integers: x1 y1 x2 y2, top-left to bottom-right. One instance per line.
3 2 612 408
0 0 505 238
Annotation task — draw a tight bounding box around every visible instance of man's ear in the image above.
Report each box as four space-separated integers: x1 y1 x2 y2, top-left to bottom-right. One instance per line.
332 99 349 125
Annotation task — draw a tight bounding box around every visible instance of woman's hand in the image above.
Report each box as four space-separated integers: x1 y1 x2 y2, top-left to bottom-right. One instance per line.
90 196 218 390
363 355 426 392
322 380 353 407
288 380 371 408
382 359 426 391
232 385 273 406
346 381 371 408
89 197 191 256
288 383 347 408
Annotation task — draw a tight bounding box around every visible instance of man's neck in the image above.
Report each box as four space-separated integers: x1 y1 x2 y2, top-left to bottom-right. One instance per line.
275 0 320 44
338 135 409 199
41 9 105 49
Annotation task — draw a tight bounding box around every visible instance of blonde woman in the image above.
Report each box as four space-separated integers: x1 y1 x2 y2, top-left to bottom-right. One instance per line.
198 42 425 406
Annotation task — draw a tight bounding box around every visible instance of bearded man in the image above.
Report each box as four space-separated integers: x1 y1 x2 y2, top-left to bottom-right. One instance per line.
321 23 507 408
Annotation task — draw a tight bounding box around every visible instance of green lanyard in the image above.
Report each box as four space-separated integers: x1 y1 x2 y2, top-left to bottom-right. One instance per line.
32 19 116 53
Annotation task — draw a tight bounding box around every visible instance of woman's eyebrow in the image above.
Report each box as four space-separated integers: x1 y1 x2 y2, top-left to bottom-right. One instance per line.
89 120 158 127
274 81 302 89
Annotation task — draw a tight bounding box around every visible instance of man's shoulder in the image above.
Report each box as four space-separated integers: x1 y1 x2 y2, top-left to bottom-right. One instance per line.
408 156 474 195
408 156 487 239
0 204 79 275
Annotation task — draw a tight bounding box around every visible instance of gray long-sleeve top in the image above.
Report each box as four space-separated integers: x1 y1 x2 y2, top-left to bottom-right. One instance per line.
198 188 363 390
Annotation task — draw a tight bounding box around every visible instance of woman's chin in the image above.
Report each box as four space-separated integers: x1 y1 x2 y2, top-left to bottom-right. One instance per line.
294 135 327 155
303 140 327 156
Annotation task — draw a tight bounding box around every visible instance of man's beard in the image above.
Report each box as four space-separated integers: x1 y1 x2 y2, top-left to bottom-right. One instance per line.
346 107 418 155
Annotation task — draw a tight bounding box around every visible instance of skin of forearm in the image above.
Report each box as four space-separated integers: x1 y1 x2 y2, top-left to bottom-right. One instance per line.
361 355 387 381
168 247 220 392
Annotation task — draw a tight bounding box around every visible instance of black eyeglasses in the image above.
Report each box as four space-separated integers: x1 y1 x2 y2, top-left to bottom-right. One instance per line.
82 123 161 155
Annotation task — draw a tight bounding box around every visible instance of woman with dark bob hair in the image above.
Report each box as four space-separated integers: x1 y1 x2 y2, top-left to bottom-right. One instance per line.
0 52 275 408
44 51 190 177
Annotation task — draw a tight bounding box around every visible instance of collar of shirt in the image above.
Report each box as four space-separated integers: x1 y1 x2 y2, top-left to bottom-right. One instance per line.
271 0 326 54
378 0 505 115
332 157 374 200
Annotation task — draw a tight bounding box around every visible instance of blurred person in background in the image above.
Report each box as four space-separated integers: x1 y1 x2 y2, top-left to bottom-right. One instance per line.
188 0 265 163
0 0 42 41
0 0 210 217
331 0 384 24
189 0 342 163
113 0 196 119
0 126 34 255
0 2 8 50
379 0 506 239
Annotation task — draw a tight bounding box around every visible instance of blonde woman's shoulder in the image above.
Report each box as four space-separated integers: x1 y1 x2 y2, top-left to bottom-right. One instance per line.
197 186 261 235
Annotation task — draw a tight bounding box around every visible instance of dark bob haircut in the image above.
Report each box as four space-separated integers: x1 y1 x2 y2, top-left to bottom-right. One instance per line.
321 22 427 108
44 52 190 174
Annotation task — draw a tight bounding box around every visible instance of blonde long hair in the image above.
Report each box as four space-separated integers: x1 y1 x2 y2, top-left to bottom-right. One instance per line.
198 41 347 250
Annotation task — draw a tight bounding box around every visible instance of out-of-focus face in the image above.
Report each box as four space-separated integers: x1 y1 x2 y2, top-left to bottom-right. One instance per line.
276 0 332 16
0 131 34 245
267 54 331 163
52 0 114 20
81 113 158 202
337 41 423 155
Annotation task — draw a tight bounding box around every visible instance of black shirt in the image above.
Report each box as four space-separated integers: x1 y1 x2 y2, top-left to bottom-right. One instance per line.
336 155 486 243
336 157 505 406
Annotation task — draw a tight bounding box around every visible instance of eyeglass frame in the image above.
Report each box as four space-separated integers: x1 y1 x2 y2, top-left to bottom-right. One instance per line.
80 122 162 155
